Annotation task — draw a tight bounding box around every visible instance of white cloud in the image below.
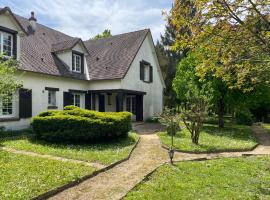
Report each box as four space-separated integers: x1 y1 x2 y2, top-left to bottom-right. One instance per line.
1 0 172 42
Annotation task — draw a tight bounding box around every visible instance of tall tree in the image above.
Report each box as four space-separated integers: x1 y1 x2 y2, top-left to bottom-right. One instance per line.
171 0 270 92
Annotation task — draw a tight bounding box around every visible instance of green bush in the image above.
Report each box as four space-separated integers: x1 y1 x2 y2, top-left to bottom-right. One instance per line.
32 107 132 142
235 110 253 126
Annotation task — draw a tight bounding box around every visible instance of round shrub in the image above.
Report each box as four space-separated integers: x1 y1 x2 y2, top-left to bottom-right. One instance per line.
32 108 132 142
235 110 253 126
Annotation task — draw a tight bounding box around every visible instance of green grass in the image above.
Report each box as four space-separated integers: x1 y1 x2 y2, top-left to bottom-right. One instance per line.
158 124 257 153
0 151 95 200
125 156 270 200
0 132 139 165
263 124 270 133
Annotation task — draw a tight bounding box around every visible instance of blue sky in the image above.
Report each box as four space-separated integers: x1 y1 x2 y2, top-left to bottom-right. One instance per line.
0 0 173 41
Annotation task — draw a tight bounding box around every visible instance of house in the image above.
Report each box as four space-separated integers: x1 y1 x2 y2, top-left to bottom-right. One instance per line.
0 7 165 130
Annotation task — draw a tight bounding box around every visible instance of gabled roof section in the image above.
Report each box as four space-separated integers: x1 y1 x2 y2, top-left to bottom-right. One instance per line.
0 7 27 34
52 38 89 54
84 29 150 80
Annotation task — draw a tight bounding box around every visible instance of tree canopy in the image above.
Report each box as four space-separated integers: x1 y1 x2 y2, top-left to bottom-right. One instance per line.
171 0 270 92
91 29 112 40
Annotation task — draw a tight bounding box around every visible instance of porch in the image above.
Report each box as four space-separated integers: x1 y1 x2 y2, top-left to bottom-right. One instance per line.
88 89 146 121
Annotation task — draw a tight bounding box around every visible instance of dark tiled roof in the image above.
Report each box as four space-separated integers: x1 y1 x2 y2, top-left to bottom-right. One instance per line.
84 29 149 80
1 8 150 81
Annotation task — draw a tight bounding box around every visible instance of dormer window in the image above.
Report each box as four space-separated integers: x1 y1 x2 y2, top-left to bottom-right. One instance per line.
72 51 84 73
0 31 13 57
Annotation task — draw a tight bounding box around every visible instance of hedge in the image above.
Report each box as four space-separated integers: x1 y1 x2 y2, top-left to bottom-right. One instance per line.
32 106 132 142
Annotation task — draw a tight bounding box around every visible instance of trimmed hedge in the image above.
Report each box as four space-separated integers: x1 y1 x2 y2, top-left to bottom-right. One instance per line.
32 106 132 142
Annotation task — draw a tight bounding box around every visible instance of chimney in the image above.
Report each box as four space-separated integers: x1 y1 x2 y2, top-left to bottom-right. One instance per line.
29 11 37 32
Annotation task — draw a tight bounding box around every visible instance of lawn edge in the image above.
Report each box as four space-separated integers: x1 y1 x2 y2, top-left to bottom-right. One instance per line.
161 143 259 154
32 136 141 200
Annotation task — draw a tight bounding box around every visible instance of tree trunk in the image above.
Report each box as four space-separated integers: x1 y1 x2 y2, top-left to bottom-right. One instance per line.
191 132 199 145
218 97 225 128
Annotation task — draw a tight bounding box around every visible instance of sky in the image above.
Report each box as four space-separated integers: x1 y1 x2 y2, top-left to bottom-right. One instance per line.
0 0 173 42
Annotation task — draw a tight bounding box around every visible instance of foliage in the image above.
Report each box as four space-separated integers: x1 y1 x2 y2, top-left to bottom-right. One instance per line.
0 55 21 99
32 107 132 142
235 109 253 126
0 132 139 165
125 156 270 200
91 29 112 40
145 116 160 123
0 151 95 200
159 108 181 136
158 123 257 153
171 0 270 92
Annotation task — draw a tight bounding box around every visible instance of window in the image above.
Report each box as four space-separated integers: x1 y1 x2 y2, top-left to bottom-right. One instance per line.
72 53 82 73
0 95 13 117
73 94 81 107
144 65 150 82
140 61 153 83
48 91 56 107
0 31 13 57
126 96 136 115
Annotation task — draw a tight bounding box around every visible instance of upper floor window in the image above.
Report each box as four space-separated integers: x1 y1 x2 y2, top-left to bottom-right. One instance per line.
140 60 153 83
72 52 83 73
0 31 13 57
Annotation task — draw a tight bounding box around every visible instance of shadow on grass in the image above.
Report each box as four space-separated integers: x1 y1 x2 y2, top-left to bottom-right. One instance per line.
0 133 137 152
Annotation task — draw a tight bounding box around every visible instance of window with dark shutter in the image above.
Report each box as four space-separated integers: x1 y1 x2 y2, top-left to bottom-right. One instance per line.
149 66 153 83
19 88 32 118
140 61 144 81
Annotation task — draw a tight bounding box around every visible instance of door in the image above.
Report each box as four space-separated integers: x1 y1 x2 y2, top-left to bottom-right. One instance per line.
99 94 105 112
126 96 136 121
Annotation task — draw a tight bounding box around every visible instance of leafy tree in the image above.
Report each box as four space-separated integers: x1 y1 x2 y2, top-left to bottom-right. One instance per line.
92 29 112 40
171 0 270 92
0 55 21 99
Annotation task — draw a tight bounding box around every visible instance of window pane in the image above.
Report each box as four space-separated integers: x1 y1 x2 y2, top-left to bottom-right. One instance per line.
73 94 80 107
3 33 12 57
48 91 56 106
1 96 13 116
144 65 149 82
132 97 136 114
126 97 131 112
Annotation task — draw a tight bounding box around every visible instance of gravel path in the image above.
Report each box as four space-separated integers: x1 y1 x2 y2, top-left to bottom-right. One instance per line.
49 131 168 200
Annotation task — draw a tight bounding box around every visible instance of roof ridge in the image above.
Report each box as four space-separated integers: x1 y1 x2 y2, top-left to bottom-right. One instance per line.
84 28 150 43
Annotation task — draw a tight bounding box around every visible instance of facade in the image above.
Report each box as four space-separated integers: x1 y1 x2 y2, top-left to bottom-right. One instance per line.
0 7 165 130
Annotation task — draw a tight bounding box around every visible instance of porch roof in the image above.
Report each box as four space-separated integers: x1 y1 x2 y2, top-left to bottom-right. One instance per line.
88 89 146 95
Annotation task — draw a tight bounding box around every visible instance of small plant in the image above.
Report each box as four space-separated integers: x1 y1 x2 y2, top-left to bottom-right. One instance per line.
180 99 207 145
235 109 253 126
159 108 181 137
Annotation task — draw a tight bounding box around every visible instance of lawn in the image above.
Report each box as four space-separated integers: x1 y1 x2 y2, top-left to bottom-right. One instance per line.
0 151 95 200
263 124 270 133
0 132 139 165
125 156 270 200
158 124 257 153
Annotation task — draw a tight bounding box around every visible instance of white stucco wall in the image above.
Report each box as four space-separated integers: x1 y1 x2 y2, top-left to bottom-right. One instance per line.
1 72 89 130
121 33 164 120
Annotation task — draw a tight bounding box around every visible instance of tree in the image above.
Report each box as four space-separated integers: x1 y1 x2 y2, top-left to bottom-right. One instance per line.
0 55 21 99
91 29 112 40
171 0 270 92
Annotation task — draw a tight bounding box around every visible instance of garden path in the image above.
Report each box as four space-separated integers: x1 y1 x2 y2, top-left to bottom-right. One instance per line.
49 123 270 200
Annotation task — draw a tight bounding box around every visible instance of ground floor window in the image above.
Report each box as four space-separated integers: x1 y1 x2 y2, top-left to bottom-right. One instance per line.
48 91 56 107
73 93 81 107
126 96 136 115
0 95 13 117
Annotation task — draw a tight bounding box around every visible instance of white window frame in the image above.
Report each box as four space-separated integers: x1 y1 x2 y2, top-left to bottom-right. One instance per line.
0 31 13 57
126 96 136 115
48 90 57 107
73 93 81 108
72 53 82 73
0 95 15 118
